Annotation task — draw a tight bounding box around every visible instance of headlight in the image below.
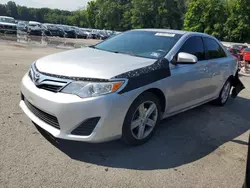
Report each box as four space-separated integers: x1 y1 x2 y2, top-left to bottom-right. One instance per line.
61 81 125 98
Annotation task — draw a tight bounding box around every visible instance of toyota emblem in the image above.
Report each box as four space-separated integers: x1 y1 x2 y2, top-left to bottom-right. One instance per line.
34 73 40 82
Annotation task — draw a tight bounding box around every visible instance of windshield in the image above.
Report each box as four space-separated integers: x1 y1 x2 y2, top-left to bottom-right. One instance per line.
0 17 15 23
63 26 73 31
18 23 26 26
94 30 182 59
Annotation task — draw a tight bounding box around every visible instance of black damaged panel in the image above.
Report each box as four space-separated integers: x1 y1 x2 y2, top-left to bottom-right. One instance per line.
113 58 171 94
231 70 245 98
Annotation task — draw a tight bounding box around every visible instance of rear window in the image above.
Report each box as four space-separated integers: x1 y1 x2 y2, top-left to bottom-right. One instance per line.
94 30 182 59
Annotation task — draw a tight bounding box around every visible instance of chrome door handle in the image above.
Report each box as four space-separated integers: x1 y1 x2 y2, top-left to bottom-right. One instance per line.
204 65 209 72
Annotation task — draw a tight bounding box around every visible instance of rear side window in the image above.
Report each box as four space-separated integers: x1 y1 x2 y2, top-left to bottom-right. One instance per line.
203 38 226 59
179 36 205 61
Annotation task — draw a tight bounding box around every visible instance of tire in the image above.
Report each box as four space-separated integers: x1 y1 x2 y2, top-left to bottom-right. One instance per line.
122 92 161 146
213 79 232 106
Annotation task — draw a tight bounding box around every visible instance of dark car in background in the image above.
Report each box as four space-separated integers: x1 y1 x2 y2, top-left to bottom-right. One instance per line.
17 21 28 32
71 27 88 39
96 30 110 40
27 21 51 36
58 25 78 38
232 44 248 52
44 24 66 37
231 45 249 61
90 29 99 39
0 16 17 34
227 47 241 61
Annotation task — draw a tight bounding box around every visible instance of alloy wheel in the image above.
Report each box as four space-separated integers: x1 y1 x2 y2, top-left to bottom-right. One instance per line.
131 101 158 140
221 81 231 104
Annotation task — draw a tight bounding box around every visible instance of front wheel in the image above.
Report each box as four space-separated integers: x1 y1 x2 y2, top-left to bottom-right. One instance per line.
213 79 232 106
122 92 161 146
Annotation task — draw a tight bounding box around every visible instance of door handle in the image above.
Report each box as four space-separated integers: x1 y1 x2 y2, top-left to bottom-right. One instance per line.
204 65 209 72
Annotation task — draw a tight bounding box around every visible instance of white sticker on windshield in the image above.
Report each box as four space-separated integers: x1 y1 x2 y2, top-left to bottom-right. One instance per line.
155 33 175 37
150 52 161 58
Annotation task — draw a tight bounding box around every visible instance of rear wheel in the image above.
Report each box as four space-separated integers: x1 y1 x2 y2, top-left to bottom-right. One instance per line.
213 79 232 106
122 92 161 146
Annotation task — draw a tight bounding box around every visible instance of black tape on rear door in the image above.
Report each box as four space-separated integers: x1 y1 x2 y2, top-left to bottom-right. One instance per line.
113 58 171 94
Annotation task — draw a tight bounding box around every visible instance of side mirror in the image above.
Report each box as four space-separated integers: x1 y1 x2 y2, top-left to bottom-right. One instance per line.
176 52 198 64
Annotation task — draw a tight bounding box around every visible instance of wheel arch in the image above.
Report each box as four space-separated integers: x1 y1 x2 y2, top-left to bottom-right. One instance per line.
135 88 166 113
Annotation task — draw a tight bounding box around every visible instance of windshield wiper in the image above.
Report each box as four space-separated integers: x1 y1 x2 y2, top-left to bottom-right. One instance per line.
89 45 96 49
113 51 139 57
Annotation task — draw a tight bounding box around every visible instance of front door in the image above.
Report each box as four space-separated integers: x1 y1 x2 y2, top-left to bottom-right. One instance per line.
165 36 212 114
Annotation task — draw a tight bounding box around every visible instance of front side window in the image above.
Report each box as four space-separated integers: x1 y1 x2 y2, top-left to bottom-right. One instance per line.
94 31 182 59
178 36 205 61
203 38 226 59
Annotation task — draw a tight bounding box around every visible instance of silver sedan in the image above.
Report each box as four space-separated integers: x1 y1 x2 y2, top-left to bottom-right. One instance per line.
20 29 245 145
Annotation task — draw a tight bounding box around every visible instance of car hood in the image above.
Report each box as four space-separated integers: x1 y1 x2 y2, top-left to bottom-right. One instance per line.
35 48 156 79
0 22 16 26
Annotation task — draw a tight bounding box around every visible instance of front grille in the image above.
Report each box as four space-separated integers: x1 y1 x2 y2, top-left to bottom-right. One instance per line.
71 117 100 136
37 84 63 92
24 97 60 129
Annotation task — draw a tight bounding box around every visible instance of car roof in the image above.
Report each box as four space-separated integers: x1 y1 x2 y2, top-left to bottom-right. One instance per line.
133 29 211 37
0 16 14 19
29 21 41 25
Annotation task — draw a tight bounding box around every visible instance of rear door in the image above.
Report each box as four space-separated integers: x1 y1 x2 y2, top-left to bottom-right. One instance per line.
203 37 228 98
167 36 212 113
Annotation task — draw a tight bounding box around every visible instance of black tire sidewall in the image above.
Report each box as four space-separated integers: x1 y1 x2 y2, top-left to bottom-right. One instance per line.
122 92 161 146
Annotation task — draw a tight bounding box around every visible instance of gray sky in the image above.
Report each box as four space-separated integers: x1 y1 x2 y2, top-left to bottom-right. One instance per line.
0 0 91 10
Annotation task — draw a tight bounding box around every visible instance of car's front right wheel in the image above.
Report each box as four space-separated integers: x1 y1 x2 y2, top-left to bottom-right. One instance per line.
122 92 161 146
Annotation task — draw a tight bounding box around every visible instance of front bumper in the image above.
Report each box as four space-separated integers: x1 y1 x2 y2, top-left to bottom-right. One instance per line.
20 74 131 143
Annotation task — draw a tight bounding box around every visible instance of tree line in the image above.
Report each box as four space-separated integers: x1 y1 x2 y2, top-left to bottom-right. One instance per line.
0 0 250 42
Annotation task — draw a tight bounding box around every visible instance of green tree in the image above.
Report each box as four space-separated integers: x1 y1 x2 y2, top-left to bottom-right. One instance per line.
224 0 250 42
94 0 131 30
184 0 207 32
184 0 227 39
6 1 18 18
17 6 32 20
131 0 161 28
86 1 98 28
0 4 8 16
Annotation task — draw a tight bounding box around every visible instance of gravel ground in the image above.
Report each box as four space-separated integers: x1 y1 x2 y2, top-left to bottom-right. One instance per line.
0 41 250 188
